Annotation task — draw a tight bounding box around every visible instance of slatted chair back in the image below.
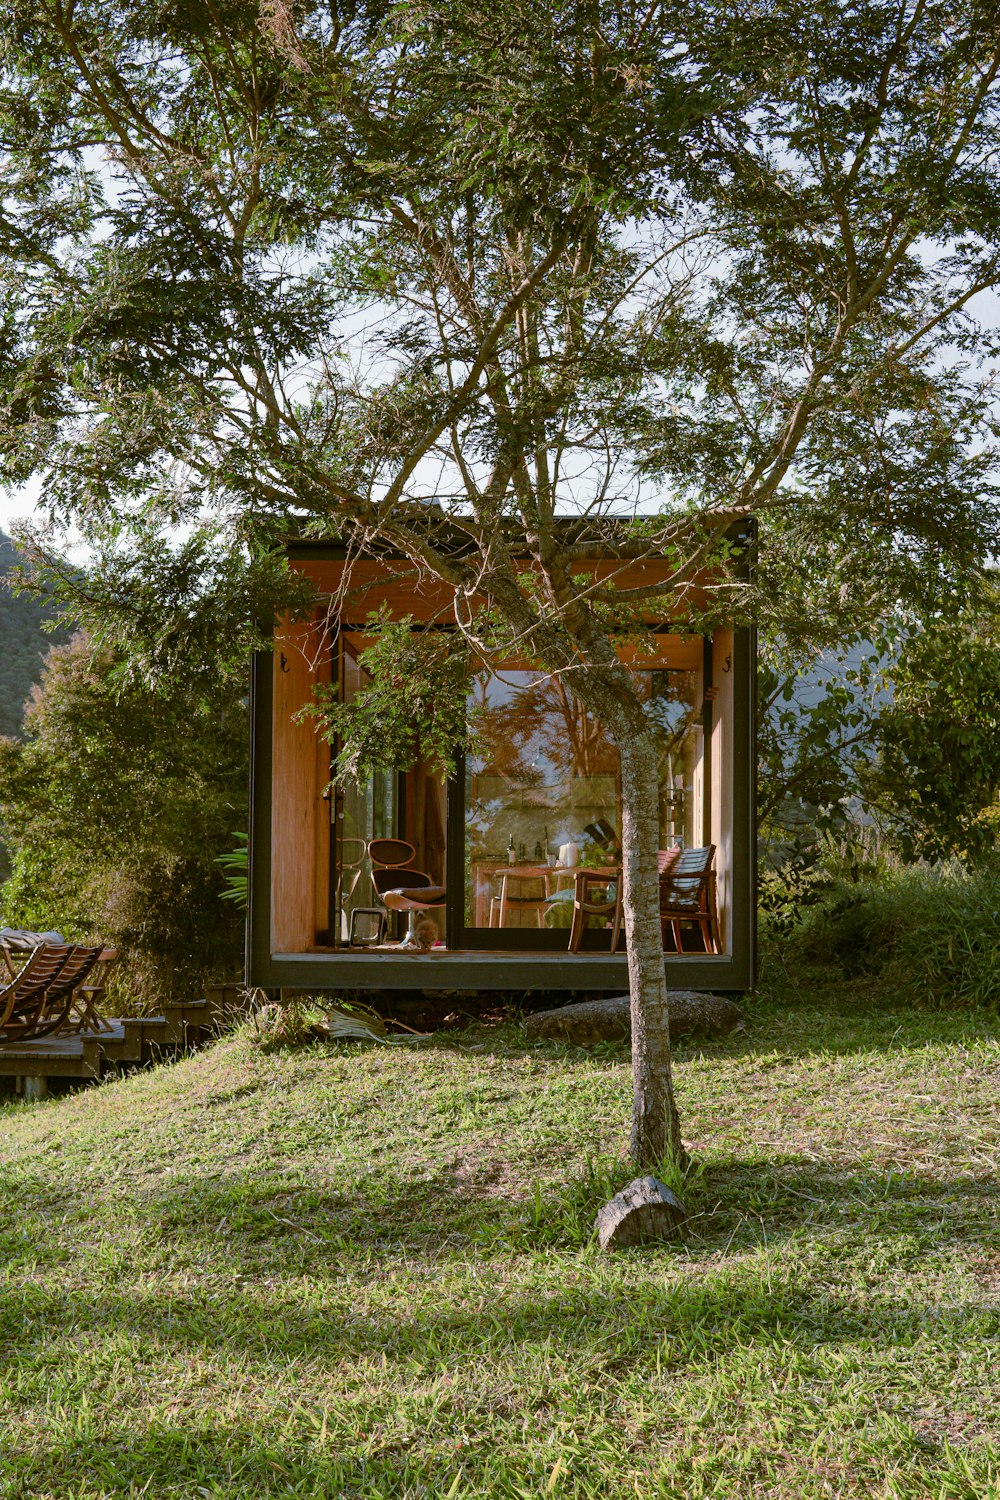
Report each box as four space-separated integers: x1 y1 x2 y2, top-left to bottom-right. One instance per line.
30 945 105 1040
659 845 721 954
0 944 74 1042
62 948 118 1034
0 944 103 1043
0 946 45 1032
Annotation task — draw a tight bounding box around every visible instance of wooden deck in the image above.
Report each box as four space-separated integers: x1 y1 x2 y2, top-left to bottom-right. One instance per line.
0 997 220 1091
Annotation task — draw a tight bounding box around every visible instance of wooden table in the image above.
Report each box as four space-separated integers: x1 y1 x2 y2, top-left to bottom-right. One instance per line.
472 863 570 929
472 863 622 948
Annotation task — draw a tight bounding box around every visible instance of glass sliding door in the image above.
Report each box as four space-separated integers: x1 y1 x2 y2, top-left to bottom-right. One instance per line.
333 637 398 943
642 669 704 850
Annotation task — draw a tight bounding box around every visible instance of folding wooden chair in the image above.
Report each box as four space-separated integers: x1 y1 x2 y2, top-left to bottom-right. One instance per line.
0 945 74 1043
0 944 104 1043
60 948 118 1034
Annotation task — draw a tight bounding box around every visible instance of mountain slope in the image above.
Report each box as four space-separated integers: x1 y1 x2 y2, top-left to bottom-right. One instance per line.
0 531 65 738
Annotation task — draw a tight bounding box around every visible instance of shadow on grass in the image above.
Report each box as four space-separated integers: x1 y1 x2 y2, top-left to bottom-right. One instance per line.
422 984 999 1068
3 1138 996 1282
2 1186 993 1374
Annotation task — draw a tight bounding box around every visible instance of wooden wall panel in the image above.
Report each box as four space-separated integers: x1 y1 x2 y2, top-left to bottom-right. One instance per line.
290 557 714 623
270 614 330 954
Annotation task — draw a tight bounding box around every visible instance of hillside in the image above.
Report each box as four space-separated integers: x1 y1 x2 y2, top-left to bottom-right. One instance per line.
0 531 66 739
0 982 997 1498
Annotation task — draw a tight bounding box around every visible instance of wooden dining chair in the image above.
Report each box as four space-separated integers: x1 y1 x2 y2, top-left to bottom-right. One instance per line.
659 845 720 954
490 870 551 928
567 871 624 953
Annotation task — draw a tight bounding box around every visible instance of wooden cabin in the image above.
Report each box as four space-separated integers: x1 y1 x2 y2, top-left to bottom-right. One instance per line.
247 540 756 993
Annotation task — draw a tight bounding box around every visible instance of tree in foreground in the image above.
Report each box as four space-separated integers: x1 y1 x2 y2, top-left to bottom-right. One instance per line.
2 0 999 1166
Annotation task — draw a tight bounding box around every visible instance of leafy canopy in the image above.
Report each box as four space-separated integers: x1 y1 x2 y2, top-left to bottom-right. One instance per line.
0 0 997 664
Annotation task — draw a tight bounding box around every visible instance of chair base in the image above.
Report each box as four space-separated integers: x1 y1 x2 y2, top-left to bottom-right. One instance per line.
349 908 386 947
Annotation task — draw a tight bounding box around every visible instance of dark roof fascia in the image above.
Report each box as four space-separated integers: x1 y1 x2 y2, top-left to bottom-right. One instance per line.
280 518 755 568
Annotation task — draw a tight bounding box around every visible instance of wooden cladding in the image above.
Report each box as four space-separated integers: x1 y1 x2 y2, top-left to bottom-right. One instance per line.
270 614 332 954
289 556 714 625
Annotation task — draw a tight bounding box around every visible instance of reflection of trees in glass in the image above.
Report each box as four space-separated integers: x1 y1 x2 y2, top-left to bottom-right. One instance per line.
644 672 700 768
467 667 704 867
642 672 701 847
475 672 616 783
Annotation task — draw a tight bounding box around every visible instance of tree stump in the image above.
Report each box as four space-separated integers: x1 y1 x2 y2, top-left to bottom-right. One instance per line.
595 1175 686 1250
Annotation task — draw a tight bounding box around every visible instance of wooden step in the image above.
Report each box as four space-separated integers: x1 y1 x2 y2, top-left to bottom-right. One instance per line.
0 1031 104 1080
0 989 229 1090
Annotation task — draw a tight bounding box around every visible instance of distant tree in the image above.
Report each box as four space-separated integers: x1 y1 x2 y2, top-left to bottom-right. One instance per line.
867 589 1000 861
0 633 248 1004
757 633 893 844
0 531 66 741
2 0 1000 1167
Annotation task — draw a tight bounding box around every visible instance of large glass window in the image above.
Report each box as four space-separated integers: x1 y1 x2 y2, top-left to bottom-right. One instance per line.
465 664 703 930
334 637 398 942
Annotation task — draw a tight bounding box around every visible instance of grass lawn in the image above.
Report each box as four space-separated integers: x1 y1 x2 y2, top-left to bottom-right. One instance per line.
0 980 998 1499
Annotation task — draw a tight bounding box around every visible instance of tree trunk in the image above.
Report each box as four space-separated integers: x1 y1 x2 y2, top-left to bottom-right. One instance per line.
617 729 685 1170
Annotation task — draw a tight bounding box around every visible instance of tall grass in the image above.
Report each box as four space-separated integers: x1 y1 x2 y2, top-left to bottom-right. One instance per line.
761 840 1000 1007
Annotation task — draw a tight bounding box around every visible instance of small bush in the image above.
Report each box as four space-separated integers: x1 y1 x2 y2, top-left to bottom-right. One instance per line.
762 845 1000 1006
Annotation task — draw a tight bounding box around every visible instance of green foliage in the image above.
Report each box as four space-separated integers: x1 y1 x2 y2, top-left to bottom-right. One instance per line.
762 839 1000 1008
6 518 313 692
300 612 476 783
869 590 1000 861
0 529 67 741
759 580 1000 864
757 634 893 841
0 634 247 1005
0 0 998 649
215 831 248 910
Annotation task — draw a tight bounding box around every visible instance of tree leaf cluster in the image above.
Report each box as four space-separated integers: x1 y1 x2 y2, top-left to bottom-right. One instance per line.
301 610 475 783
0 632 248 1002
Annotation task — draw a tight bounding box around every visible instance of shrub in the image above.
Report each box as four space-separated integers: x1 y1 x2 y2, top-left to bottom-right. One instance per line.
762 841 1000 1007
0 634 247 1007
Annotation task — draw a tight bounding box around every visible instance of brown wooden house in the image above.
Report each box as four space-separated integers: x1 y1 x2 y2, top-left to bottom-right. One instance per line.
247 540 756 993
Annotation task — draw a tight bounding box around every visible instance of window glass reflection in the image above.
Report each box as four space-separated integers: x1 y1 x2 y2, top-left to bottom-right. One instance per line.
466 665 702 929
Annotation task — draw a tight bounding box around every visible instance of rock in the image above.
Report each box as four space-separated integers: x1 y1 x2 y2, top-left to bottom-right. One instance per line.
596 1175 686 1250
523 990 745 1045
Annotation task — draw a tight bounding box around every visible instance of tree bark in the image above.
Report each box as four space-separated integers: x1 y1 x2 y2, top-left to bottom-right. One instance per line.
617 728 685 1170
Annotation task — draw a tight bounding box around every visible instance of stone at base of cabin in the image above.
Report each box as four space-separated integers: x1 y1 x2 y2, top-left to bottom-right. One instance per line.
524 991 745 1045
596 1175 685 1250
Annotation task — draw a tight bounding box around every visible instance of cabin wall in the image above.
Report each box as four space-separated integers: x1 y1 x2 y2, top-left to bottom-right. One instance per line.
270 615 330 954
710 628 735 952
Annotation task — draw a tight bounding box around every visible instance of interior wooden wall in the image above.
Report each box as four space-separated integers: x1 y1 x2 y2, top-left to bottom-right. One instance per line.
270 613 331 954
290 557 715 624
